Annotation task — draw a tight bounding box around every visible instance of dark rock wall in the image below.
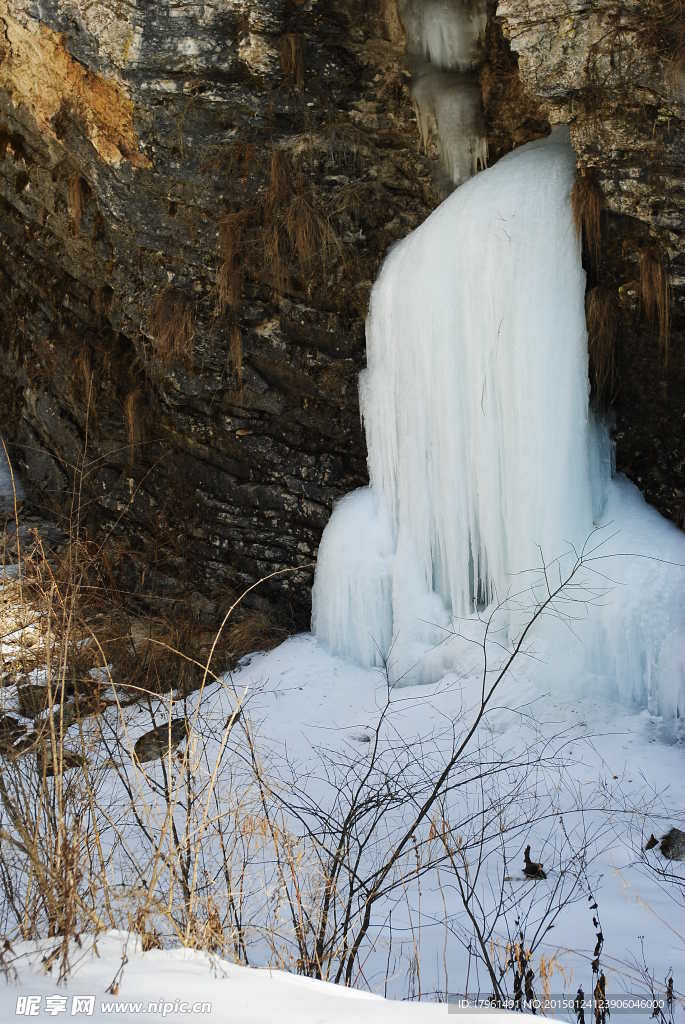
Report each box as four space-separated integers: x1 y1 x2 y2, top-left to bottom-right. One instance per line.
0 0 682 628
0 0 439 625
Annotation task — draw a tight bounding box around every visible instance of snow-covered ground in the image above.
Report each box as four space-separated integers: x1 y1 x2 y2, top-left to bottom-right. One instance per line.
29 615 674 1015
0 931 479 1022
0 528 683 1015
212 632 685 994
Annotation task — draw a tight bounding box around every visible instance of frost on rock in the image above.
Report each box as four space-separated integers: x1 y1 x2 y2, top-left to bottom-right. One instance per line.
312 131 685 727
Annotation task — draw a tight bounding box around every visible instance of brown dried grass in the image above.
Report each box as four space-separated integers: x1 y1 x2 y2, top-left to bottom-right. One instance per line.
571 169 603 268
279 33 304 90
640 248 671 361
149 287 195 366
267 148 296 208
586 286 618 406
216 143 349 307
285 194 337 272
124 388 142 464
229 326 243 387
217 212 247 314
224 610 287 667
76 348 93 402
67 174 84 236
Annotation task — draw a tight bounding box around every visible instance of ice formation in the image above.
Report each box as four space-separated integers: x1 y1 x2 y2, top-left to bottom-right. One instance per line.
312 131 685 728
0 444 20 509
411 70 487 185
311 489 393 669
400 0 488 186
400 0 487 71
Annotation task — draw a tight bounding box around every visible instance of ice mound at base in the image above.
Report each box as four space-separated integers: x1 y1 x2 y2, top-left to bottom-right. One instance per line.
311 489 394 670
0 443 21 514
312 131 685 727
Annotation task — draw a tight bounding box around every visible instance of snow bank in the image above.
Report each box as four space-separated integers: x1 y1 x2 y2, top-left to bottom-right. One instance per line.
0 931 538 1023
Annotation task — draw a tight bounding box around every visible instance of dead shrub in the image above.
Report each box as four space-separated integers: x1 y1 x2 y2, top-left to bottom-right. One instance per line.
286 194 338 272
571 169 603 268
586 286 618 406
131 908 163 952
639 247 671 360
267 147 296 208
148 286 195 366
266 193 342 295
216 143 348 307
224 610 287 667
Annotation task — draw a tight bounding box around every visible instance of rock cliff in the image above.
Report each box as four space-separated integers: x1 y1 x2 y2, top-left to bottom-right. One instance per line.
0 0 682 629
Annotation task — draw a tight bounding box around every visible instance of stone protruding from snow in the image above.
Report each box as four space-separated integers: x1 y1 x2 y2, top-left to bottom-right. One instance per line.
133 719 187 764
659 827 685 861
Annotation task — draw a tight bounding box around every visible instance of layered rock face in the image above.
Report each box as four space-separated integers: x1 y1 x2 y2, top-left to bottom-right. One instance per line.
0 0 440 624
0 0 682 628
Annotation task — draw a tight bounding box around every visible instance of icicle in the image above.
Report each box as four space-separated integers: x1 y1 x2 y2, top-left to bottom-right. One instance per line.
411 69 487 184
400 0 487 72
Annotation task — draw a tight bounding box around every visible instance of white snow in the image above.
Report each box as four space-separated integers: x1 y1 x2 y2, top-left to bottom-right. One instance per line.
0 639 681 1016
0 931 497 1023
219 638 685 998
96 637 684 1005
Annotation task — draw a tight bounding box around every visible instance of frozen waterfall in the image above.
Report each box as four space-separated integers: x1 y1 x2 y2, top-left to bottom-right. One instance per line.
312 132 685 728
400 0 488 186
